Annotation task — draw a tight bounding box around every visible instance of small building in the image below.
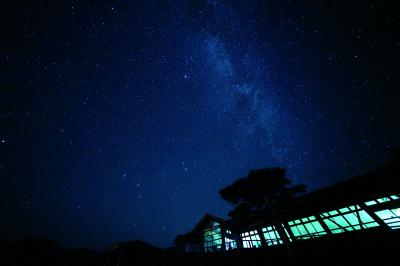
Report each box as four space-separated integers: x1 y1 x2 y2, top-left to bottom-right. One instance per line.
183 214 243 253
181 159 400 253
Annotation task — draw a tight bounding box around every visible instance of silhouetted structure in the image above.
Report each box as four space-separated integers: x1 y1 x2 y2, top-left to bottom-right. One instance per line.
178 157 400 254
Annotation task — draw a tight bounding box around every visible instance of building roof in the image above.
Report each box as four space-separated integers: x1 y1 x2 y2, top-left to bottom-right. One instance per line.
185 155 400 236
190 214 227 234
279 157 400 218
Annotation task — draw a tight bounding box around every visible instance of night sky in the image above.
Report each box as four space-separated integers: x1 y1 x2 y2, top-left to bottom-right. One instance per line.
1 0 399 249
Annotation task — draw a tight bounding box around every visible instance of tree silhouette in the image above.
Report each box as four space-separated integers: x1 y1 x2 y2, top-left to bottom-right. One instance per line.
227 202 254 219
219 167 306 252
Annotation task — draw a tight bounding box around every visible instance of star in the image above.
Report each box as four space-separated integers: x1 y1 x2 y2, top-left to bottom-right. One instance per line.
2 0 398 250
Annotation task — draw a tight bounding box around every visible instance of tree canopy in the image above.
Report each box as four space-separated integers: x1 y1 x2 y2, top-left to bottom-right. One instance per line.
219 167 306 218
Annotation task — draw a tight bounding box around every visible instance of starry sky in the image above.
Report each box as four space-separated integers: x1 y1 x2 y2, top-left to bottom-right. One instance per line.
1 0 399 249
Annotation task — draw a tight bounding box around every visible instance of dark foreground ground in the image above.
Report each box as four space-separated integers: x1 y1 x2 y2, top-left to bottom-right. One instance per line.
1 229 398 266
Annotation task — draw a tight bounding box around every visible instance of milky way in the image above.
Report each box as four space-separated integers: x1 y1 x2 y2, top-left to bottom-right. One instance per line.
1 0 399 249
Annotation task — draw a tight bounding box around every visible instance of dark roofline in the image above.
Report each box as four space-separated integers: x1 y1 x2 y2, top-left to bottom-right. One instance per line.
187 155 400 233
191 213 227 234
220 158 400 227
286 159 399 215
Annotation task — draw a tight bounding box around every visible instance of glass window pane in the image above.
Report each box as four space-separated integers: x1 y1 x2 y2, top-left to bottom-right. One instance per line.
375 210 395 220
343 213 360 226
377 197 391 203
291 227 300 236
359 211 374 223
324 219 339 230
311 221 324 232
332 216 350 227
297 225 308 235
305 223 317 234
365 200 377 206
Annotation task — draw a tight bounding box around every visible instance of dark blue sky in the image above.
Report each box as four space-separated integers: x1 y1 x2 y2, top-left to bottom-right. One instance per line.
1 0 399 249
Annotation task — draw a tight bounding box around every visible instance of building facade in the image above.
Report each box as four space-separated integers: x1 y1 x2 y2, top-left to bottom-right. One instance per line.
182 161 400 253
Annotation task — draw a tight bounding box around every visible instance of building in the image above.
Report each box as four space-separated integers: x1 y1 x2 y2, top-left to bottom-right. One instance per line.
181 158 400 253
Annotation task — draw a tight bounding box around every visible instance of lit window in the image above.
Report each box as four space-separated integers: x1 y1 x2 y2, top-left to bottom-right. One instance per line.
225 237 237 250
320 205 379 234
204 222 222 252
211 221 220 227
329 210 339 215
377 197 391 203
241 230 262 248
365 200 377 206
375 208 400 229
364 194 400 206
261 226 283 246
287 216 327 240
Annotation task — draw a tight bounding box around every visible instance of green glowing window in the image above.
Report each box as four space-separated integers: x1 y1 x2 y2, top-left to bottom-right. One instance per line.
261 226 283 246
204 222 223 252
241 230 262 248
332 215 351 227
323 219 340 233
364 194 400 206
287 216 327 240
375 208 400 229
377 197 391 203
321 205 379 234
365 200 377 206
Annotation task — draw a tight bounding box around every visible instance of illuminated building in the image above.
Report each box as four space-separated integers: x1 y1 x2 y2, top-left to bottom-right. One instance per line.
182 164 400 253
